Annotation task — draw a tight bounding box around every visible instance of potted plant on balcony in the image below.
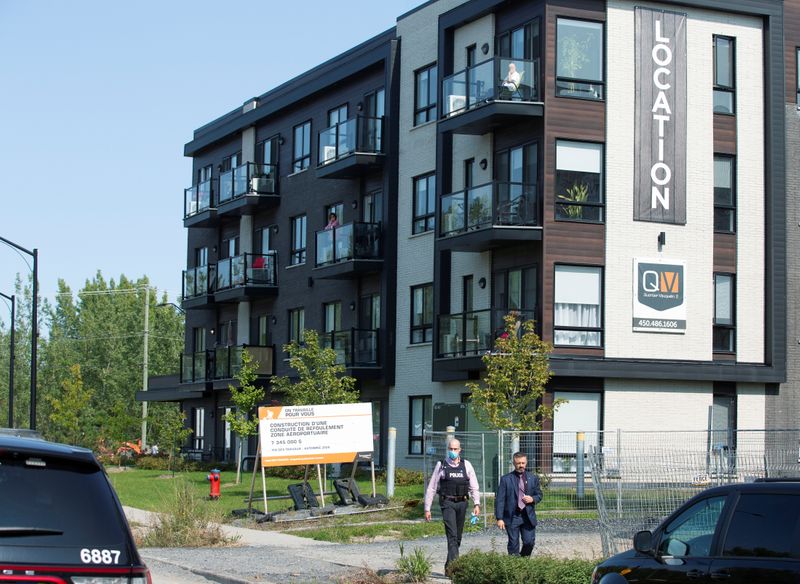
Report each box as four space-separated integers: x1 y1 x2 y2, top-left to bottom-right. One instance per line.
557 180 589 220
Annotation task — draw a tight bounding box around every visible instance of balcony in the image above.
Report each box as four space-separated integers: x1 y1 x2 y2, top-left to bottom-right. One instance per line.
434 308 537 379
213 252 278 303
439 57 542 135
320 328 381 378
217 162 278 216
182 264 216 310
438 181 542 252
212 345 274 382
183 178 217 228
316 116 385 179
313 222 383 279
180 351 210 384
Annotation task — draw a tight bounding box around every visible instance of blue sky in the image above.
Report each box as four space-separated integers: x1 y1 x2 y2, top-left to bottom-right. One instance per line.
0 0 421 308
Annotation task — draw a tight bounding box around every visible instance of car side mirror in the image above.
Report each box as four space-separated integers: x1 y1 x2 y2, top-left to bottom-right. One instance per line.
633 530 654 554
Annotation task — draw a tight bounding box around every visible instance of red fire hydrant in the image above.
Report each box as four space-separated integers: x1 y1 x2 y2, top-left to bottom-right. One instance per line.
207 469 221 500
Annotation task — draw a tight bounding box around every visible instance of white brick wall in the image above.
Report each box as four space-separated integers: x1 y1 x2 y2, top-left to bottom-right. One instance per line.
605 2 764 363
604 379 713 431
736 384 766 429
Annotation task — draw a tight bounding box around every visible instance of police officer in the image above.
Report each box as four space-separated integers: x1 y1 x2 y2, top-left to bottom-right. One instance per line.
424 438 481 571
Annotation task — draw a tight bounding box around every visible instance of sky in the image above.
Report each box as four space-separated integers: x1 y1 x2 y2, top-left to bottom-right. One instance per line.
0 0 422 310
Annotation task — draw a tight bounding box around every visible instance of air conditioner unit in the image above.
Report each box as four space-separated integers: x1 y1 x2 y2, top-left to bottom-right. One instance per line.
322 145 337 164
448 94 467 116
250 177 275 193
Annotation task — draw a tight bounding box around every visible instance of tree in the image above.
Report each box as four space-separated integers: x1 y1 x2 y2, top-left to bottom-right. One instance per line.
271 329 359 406
152 404 192 474
466 313 560 432
46 364 93 447
224 349 264 484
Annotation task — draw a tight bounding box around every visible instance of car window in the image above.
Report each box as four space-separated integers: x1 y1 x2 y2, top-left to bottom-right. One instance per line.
658 495 726 557
722 494 800 559
0 455 131 562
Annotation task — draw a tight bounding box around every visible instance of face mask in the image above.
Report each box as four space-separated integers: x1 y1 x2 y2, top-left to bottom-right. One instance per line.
447 450 459 460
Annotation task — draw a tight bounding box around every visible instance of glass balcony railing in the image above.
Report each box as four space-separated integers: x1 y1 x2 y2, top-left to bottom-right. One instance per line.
318 116 383 165
214 344 273 379
182 264 216 300
437 308 537 358
218 162 278 204
439 181 539 236
320 328 379 367
441 57 539 118
216 252 277 291
184 178 214 218
180 351 208 383
315 222 381 267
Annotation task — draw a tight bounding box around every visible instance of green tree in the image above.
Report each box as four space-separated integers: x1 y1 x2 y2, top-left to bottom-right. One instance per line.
224 349 265 484
150 404 192 474
465 313 559 431
45 364 94 447
271 329 359 406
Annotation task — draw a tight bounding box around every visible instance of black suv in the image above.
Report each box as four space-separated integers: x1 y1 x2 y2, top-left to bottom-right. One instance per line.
593 480 800 583
0 430 151 583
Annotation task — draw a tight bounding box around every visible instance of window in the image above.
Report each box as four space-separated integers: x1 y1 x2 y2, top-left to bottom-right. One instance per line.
198 164 212 183
360 294 381 329
556 19 604 99
411 284 433 343
497 19 539 61
326 202 344 226
328 104 348 127
414 63 438 125
723 494 800 558
257 315 270 346
221 236 239 259
195 246 208 267
713 36 735 114
409 396 432 454
192 407 205 450
323 302 341 333
289 308 305 344
254 226 271 254
463 275 474 313
714 273 735 353
555 140 604 222
290 215 307 265
494 266 537 312
554 265 602 347
221 152 240 172
413 173 436 234
658 496 726 557
362 190 382 223
255 136 278 167
192 327 206 352
364 88 385 118
714 155 735 233
292 121 311 172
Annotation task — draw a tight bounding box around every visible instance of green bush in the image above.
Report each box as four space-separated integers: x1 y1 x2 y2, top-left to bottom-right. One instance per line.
396 543 433 583
448 551 598 584
393 467 424 487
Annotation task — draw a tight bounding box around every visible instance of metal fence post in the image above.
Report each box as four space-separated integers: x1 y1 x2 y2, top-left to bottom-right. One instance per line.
481 432 487 527
576 431 585 499
386 427 396 498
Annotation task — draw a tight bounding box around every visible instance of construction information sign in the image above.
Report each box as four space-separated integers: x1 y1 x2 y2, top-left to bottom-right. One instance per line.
258 403 373 467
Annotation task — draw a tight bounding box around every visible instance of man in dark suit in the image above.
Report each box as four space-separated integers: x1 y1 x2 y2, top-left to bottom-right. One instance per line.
495 451 543 556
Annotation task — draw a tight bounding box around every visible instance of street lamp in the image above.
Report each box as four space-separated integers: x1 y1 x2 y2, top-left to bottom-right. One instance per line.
0 292 15 428
0 236 38 430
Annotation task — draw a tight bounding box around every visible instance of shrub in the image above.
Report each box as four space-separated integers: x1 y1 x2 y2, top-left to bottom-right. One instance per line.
393 467 424 487
395 543 432 583
448 551 598 584
139 478 239 548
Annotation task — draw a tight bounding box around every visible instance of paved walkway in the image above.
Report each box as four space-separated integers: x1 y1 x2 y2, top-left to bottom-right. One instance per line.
125 507 603 584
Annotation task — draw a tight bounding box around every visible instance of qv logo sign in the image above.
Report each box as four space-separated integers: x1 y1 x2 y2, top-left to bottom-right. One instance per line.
638 263 683 310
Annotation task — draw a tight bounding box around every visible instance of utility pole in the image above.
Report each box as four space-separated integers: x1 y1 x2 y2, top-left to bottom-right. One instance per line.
141 286 150 449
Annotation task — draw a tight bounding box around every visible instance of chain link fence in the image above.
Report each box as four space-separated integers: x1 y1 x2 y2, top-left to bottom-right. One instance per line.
423 429 800 554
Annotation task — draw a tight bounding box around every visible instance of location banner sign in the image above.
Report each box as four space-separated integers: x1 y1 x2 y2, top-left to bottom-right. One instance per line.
258 403 373 467
634 7 687 224
633 258 686 333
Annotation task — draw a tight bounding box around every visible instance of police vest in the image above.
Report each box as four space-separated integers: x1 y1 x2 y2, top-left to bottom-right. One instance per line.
437 459 469 497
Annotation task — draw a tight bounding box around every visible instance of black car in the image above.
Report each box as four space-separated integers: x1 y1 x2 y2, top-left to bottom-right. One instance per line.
592 480 800 583
0 430 151 583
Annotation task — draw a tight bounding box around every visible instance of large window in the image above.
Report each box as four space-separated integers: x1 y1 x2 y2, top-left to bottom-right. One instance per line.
556 18 604 99
411 284 433 344
293 121 311 172
289 308 305 344
290 215 307 265
713 36 736 114
554 265 602 347
714 155 735 233
494 266 537 312
192 407 205 450
414 63 438 125
413 173 436 234
714 273 735 353
409 396 432 454
555 140 604 222
323 302 341 333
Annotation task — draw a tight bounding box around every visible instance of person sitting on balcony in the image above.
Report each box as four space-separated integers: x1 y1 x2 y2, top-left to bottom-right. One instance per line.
325 212 339 230
500 62 521 97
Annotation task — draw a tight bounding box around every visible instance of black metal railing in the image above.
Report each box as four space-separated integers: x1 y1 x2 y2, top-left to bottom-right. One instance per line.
218 162 278 204
319 328 379 367
216 252 277 291
315 222 381 267
441 56 540 118
437 308 537 358
184 178 214 218
182 264 216 300
317 116 383 165
439 181 539 236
